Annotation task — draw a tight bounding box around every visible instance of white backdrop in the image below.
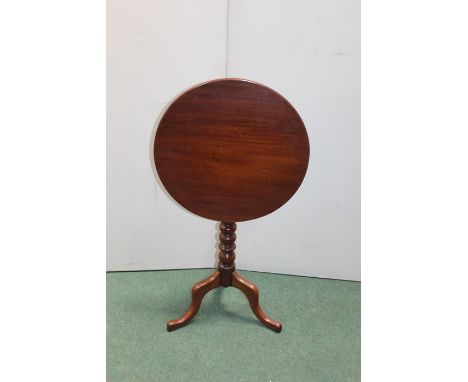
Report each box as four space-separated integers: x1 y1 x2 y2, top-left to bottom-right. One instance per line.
107 0 360 280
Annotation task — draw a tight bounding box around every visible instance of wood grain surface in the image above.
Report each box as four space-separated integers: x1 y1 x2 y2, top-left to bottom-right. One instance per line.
154 78 309 222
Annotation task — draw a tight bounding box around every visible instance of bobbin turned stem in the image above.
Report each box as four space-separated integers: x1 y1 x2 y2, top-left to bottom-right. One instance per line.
217 222 236 287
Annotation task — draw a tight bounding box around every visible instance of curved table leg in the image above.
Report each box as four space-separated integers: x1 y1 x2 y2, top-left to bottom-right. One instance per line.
232 271 282 333
167 271 221 331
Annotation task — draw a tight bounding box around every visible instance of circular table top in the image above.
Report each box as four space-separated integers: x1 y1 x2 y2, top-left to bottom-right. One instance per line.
154 78 309 222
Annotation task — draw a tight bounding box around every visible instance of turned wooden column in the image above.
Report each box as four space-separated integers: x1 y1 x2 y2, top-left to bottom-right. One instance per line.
218 222 236 287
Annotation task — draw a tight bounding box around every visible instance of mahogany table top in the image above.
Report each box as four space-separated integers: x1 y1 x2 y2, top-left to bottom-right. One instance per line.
154 78 309 222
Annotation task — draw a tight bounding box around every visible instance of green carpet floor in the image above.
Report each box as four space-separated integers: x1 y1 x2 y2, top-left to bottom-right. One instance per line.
107 269 360 382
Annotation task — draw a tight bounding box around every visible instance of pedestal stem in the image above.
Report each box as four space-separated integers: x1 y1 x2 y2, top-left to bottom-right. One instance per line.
217 222 236 287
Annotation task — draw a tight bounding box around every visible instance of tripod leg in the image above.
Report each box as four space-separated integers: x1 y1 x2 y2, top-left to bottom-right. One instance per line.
232 271 282 333
167 271 221 332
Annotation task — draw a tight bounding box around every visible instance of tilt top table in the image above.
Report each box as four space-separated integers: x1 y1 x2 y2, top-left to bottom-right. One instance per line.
154 78 309 332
